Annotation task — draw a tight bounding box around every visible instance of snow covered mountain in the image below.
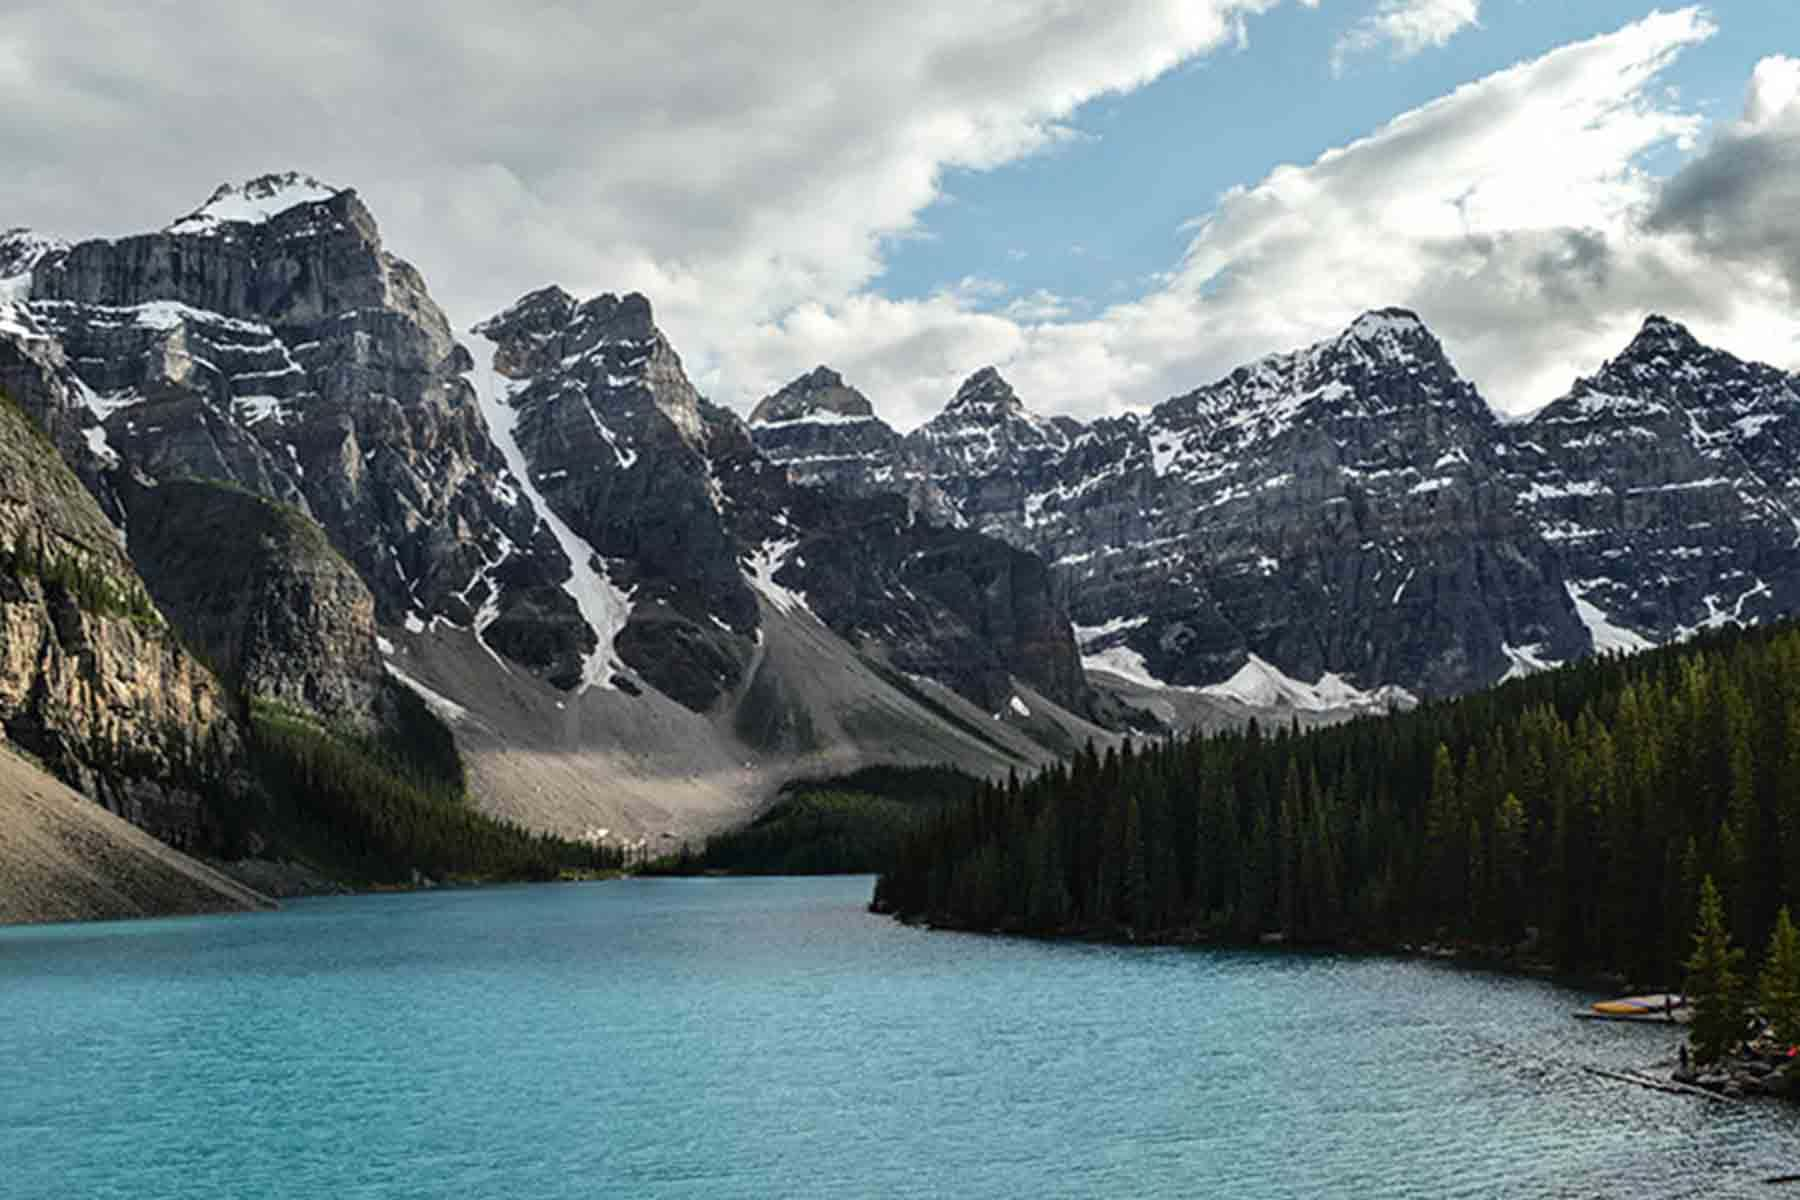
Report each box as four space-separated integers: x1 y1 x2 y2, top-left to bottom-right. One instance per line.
1 175 581 687
751 309 1800 703
16 170 1800 851
469 286 1093 718
1503 315 1800 645
0 176 1117 846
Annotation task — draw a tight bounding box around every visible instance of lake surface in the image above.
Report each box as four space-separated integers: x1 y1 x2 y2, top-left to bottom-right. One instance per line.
3 877 1797 1198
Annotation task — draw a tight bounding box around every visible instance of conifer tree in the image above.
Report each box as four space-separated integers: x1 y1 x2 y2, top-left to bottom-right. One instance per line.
1685 875 1747 1066
1759 906 1800 1049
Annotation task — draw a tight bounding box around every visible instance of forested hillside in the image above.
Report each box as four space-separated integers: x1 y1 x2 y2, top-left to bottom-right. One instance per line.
875 623 1800 983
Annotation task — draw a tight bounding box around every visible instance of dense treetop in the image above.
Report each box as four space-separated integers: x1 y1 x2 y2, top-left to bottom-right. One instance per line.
877 622 1800 985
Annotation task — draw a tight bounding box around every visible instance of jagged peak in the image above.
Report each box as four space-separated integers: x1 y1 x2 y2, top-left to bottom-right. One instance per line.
576 291 657 338
474 287 662 349
473 285 576 339
166 172 343 234
1616 313 1704 361
0 229 67 289
945 366 1024 416
749 365 876 425
796 365 845 389
1346 307 1426 336
1335 307 1444 363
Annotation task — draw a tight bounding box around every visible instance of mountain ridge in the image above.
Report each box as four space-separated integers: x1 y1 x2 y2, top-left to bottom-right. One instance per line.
12 172 1800 873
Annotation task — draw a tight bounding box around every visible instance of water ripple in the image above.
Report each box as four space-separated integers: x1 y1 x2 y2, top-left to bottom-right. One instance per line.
3 878 1799 1198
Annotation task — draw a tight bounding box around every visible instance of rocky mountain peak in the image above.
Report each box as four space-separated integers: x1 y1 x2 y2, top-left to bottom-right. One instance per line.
476 288 672 392
577 291 659 343
1334 307 1447 367
0 230 67 293
946 366 1023 417
165 172 343 235
1612 313 1705 368
472 285 576 348
748 365 876 425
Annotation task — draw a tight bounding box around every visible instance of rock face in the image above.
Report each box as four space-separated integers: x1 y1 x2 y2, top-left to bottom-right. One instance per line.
1502 315 1800 644
470 289 1091 717
755 311 1591 699
1023 310 1588 697
750 311 1800 700
747 366 907 493
3 177 1098 750
776 490 1084 712
123 479 387 732
0 393 239 850
472 287 755 708
5 176 592 689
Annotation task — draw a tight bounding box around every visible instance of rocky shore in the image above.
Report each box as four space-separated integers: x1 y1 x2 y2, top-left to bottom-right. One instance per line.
1673 1042 1800 1100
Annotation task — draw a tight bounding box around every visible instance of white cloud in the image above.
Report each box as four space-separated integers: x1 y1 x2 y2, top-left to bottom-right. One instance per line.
5 4 1798 437
1332 0 1482 73
733 6 1800 430
1649 54 1800 295
0 0 1284 409
1004 289 1074 321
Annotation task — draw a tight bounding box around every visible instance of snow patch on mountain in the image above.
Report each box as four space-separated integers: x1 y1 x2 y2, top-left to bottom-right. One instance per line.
1566 582 1655 655
383 660 474 724
1081 645 1165 690
1500 643 1560 682
1202 654 1415 713
743 538 812 618
467 333 633 691
1073 615 1150 646
166 173 340 234
0 230 64 303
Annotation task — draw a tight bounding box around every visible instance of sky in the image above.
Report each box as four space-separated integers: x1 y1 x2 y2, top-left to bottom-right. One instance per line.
2 1 1797 430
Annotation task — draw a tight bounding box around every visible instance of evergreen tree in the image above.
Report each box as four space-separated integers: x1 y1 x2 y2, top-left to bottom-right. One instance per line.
1759 906 1800 1049
1685 875 1747 1066
871 621 1800 979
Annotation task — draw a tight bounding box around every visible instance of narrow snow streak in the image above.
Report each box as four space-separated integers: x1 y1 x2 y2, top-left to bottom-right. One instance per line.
467 334 632 691
383 661 472 723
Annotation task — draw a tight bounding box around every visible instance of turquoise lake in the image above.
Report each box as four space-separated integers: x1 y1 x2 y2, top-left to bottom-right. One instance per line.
3 875 1798 1198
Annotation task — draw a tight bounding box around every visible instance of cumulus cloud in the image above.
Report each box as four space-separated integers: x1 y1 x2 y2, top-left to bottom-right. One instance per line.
5 3 1799 433
1649 55 1800 294
1332 0 1482 73
0 0 1282 401
735 6 1800 428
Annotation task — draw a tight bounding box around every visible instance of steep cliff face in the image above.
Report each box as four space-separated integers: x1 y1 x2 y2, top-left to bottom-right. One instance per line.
0 394 239 850
1504 315 1800 645
752 312 1589 700
751 489 1086 714
749 312 1800 700
905 366 1078 535
747 366 908 493
123 479 387 733
470 288 1096 717
471 287 752 708
6 175 592 689
1061 310 1586 696
0 233 122 518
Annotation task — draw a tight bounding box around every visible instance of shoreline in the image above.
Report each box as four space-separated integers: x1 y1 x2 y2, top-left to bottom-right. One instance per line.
882 905 1800 1103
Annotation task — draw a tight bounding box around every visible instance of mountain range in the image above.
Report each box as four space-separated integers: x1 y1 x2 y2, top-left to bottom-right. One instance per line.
4 172 1799 897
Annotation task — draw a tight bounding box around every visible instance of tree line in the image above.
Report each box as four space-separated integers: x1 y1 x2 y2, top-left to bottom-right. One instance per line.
875 622 1800 987
648 765 982 876
247 693 621 882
